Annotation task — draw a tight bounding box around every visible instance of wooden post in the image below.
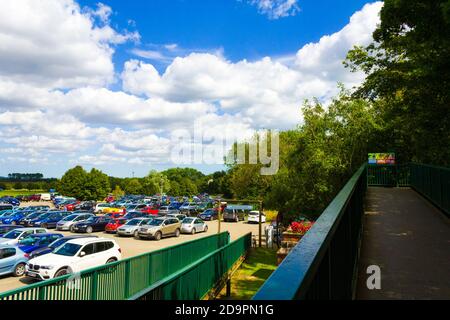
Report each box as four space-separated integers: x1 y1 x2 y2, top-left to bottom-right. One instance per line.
226 279 231 297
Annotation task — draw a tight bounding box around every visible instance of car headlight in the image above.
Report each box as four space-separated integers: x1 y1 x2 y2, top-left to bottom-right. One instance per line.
41 265 55 270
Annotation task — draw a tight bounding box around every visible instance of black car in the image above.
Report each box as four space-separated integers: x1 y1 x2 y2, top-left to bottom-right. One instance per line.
198 209 218 221
71 216 114 233
0 224 24 236
28 235 98 259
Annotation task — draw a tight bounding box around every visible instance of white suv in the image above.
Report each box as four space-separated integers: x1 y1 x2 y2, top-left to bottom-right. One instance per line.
25 238 122 280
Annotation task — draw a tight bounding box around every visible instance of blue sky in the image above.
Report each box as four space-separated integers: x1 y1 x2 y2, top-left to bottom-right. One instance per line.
0 0 381 178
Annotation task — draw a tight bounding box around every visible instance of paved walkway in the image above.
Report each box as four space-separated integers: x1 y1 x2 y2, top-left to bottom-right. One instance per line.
356 187 450 300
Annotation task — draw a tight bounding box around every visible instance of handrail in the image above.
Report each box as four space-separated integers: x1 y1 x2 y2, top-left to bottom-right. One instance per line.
253 163 367 300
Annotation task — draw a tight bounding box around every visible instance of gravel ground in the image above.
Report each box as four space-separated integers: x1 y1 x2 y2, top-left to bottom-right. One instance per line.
0 201 267 294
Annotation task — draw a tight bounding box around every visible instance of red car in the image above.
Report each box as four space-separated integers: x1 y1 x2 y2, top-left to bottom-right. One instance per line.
141 206 159 215
64 201 80 211
105 218 126 233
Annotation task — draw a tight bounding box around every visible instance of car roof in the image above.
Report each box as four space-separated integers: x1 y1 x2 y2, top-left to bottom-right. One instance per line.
18 227 46 231
60 235 98 240
65 237 115 245
27 233 62 237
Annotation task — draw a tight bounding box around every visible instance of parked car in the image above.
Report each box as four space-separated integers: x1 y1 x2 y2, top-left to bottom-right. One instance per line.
123 204 148 213
28 235 98 259
102 206 125 214
104 219 127 233
122 211 146 220
25 238 122 280
0 245 29 277
94 202 110 213
140 206 159 215
28 211 70 229
0 211 28 225
117 218 154 237
40 193 52 201
137 217 181 240
18 233 64 254
18 210 47 226
198 208 218 221
56 213 95 231
179 203 198 216
167 213 187 221
104 212 125 220
0 228 47 246
158 206 180 215
180 217 208 234
248 211 266 224
0 225 24 236
71 216 114 233
0 203 14 211
74 201 96 212
64 201 80 212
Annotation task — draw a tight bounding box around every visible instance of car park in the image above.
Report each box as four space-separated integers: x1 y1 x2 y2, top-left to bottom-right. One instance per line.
28 235 98 259
0 225 24 236
56 213 95 231
137 217 181 240
0 228 47 246
0 245 29 277
18 233 64 254
71 216 114 233
198 208 218 221
180 217 208 234
25 238 122 280
248 211 266 224
116 217 154 237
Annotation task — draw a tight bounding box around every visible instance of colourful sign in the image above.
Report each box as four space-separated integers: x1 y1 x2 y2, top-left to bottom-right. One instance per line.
368 153 395 165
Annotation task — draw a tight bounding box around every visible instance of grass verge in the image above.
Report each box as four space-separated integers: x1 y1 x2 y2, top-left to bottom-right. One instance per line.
218 247 277 300
0 190 45 197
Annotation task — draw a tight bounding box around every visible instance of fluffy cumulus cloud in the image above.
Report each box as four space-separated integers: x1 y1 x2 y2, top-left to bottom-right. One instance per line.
246 0 300 19
0 0 383 176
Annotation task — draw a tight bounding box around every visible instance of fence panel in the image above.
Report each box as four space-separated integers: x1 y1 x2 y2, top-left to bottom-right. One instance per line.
133 233 252 300
0 232 230 300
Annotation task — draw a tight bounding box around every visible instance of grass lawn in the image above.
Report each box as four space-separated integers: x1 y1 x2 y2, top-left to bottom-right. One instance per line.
0 190 45 197
218 247 278 300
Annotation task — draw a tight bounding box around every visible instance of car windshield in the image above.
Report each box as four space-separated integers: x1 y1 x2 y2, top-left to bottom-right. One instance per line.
85 217 98 223
2 211 15 217
126 219 143 226
54 243 82 256
182 218 194 224
36 212 52 219
3 229 22 239
61 215 77 222
49 238 69 249
146 219 164 226
26 212 41 219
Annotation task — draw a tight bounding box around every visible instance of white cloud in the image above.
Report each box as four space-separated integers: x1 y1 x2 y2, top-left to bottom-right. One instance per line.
0 1 383 173
247 0 300 19
0 0 139 89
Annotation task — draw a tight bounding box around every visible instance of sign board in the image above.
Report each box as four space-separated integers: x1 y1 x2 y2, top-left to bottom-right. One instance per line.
368 153 395 165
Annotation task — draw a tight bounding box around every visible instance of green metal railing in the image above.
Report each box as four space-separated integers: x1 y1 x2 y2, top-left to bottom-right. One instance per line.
253 164 367 300
132 233 252 300
410 163 450 217
0 232 230 300
367 164 410 187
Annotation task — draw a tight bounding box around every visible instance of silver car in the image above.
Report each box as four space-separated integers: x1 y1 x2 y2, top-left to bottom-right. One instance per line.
56 213 94 231
117 217 153 237
180 217 208 234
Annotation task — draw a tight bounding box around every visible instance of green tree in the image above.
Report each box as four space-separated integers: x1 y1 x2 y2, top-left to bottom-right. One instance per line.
85 168 110 200
345 0 450 165
112 185 125 199
59 166 89 199
124 179 142 195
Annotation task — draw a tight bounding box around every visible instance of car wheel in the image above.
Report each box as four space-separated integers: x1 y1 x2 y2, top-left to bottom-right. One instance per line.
154 231 162 241
54 268 70 278
106 258 117 264
13 263 26 277
175 229 180 237
133 230 138 238
204 225 208 233
191 228 196 235
86 226 93 234
235 217 239 223
70 226 75 232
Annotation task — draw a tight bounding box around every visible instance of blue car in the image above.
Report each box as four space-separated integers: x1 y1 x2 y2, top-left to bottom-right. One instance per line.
0 197 20 206
28 212 69 229
19 211 47 226
0 245 28 277
0 211 27 225
18 233 64 254
28 235 98 259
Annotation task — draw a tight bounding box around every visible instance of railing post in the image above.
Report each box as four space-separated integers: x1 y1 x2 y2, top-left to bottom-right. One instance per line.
124 260 131 298
91 271 98 300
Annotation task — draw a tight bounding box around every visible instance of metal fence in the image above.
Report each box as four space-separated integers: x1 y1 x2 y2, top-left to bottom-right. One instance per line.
410 163 450 217
253 164 367 300
0 232 230 300
367 164 410 187
132 232 252 300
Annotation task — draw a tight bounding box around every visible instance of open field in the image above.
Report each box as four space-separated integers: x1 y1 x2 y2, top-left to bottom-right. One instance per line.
0 190 45 197
0 211 267 295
